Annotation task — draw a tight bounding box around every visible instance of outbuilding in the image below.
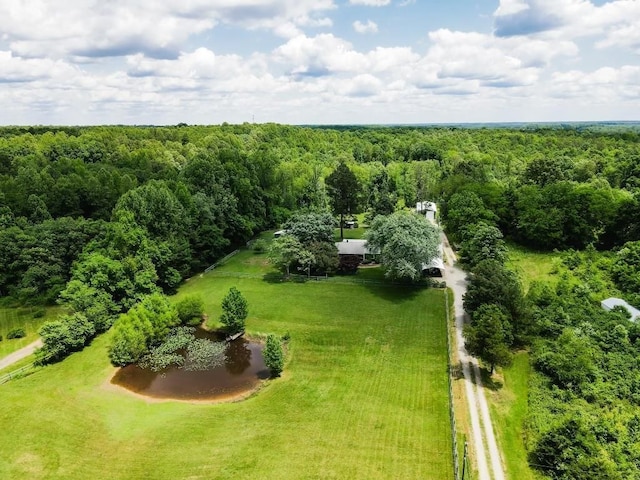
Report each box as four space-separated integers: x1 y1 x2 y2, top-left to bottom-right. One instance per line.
601 297 640 322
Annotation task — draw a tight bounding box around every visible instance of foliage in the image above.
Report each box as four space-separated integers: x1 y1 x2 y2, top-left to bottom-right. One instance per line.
464 304 512 373
175 295 204 326
36 313 95 364
138 326 225 372
463 260 528 344
263 334 284 377
365 211 440 282
108 293 180 366
220 287 248 335
338 254 362 274
459 222 507 267
185 338 226 371
6 328 26 339
325 162 361 240
307 241 339 274
610 241 640 295
530 418 618 480
252 238 268 253
282 212 335 245
267 235 313 276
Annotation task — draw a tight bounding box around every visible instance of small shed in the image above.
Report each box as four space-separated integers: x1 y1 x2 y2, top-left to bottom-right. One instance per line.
601 297 640 322
274 229 287 238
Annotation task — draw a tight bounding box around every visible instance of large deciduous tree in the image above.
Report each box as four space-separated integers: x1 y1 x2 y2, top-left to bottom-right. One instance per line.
325 162 361 240
365 211 440 282
267 235 313 277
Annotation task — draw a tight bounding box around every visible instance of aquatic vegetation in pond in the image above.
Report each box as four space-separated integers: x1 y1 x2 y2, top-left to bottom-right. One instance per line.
138 327 225 372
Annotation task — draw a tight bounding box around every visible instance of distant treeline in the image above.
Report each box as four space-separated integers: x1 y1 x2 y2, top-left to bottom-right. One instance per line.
1 123 640 306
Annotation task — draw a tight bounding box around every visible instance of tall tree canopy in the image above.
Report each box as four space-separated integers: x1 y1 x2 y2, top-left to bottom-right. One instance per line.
365 211 440 282
325 162 361 240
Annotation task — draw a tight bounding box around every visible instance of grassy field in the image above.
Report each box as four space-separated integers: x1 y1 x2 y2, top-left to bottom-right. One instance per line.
505 243 561 293
0 250 453 480
487 353 538 480
0 306 62 358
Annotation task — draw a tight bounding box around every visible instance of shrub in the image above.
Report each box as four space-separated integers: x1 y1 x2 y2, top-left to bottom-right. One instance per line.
7 328 26 339
32 308 46 318
264 334 284 377
36 313 95 364
252 239 268 253
175 295 205 326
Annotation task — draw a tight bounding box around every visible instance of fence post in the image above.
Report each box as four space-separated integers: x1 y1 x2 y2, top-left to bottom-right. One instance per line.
444 289 460 480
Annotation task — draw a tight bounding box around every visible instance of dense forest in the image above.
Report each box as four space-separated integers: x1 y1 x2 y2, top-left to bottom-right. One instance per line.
1 123 640 478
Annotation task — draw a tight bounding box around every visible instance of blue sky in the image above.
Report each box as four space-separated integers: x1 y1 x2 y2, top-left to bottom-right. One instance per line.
0 0 638 125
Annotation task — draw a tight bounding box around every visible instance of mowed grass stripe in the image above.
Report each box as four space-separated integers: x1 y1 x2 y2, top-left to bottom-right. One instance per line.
1 270 451 479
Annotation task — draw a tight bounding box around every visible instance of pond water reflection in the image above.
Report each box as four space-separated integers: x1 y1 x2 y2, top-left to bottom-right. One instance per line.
111 330 269 401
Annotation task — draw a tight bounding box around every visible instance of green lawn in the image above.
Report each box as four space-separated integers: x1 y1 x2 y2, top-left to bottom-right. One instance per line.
0 306 62 358
0 251 453 479
488 353 537 480
505 243 560 293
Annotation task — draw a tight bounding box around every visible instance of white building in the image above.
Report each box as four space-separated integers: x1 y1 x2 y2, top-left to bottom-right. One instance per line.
601 297 640 322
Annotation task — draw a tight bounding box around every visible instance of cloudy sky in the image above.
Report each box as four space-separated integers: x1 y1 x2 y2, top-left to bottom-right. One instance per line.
0 0 638 125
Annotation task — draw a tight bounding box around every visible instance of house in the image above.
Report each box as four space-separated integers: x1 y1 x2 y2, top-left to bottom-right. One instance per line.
335 239 378 260
273 229 287 238
601 297 640 322
416 201 438 225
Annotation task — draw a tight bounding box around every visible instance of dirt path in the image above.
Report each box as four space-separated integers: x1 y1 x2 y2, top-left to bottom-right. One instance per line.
442 233 505 480
0 339 42 371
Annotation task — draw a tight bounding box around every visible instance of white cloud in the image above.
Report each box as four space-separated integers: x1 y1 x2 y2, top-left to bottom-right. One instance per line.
493 0 640 53
353 20 379 34
349 0 391 6
549 65 640 100
0 1 337 60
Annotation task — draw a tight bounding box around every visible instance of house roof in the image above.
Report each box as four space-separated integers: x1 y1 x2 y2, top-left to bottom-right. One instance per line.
335 239 378 256
601 297 640 322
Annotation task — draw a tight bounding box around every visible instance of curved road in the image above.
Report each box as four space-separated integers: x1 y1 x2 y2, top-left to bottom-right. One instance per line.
0 339 42 371
442 233 505 480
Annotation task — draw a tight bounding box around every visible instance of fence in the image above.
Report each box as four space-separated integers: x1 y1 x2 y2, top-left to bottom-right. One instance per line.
445 288 461 480
0 363 34 385
204 249 240 273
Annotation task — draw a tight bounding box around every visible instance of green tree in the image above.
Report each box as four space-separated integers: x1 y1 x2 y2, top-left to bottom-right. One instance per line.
267 235 313 277
263 334 284 377
460 222 507 267
464 304 512 373
463 260 528 343
220 287 248 335
282 212 335 244
365 211 440 282
325 162 361 240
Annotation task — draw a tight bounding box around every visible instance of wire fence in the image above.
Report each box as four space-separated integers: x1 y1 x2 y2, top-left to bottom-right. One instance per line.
445 288 461 480
204 249 240 272
0 362 34 385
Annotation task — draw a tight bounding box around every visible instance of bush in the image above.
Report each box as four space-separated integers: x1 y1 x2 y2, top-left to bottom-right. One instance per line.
7 328 26 339
252 239 268 253
175 295 205 326
36 313 95 364
264 334 284 377
32 308 46 318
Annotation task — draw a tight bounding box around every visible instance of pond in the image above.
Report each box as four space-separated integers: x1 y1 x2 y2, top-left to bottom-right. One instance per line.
111 329 269 401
